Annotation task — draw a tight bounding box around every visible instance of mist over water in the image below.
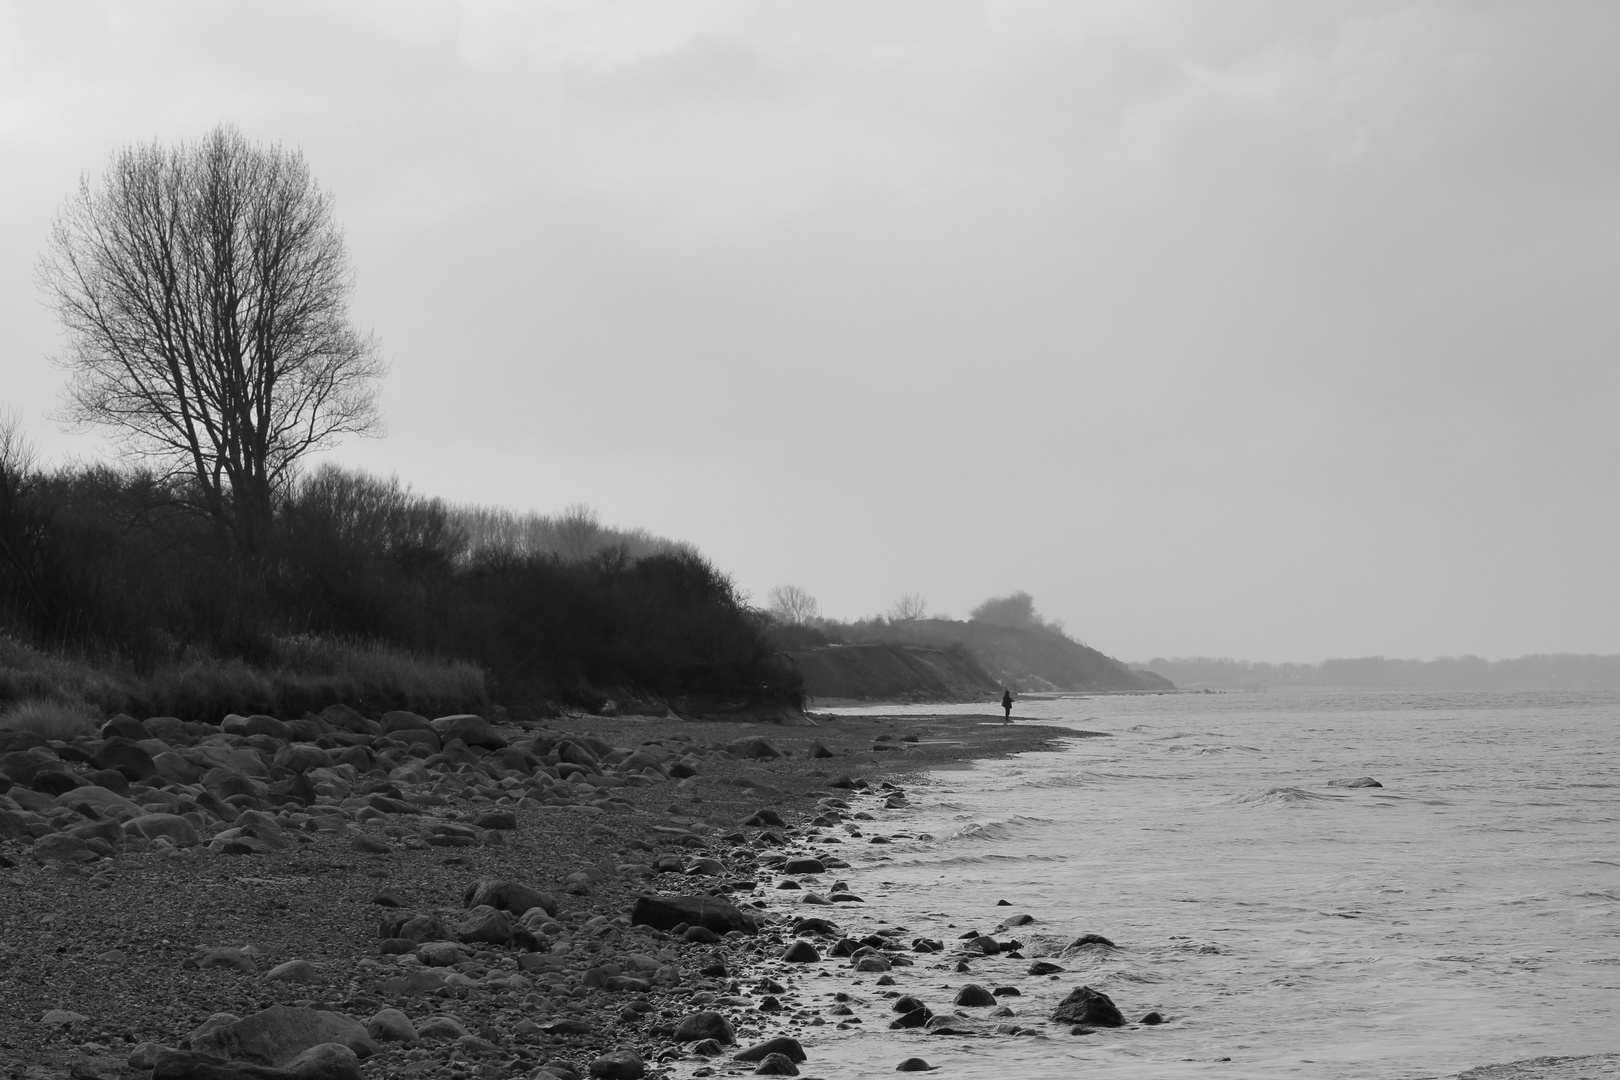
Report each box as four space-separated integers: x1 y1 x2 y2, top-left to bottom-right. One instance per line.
789 689 1620 1079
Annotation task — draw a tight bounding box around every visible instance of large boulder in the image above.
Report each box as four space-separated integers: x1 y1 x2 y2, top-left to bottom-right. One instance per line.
674 1011 735 1043
243 715 294 740
319 704 376 736
555 740 602 770
127 813 200 846
1050 986 1124 1028
430 714 506 750
0 808 41 840
383 728 440 753
726 738 781 760
30 769 85 795
152 751 205 785
953 984 996 1007
463 879 558 917
83 767 132 794
229 809 289 850
32 833 97 864
273 745 331 774
187 1005 378 1066
630 895 758 935
152 1043 361 1080
363 1009 417 1043
93 736 157 781
378 914 451 944
99 714 150 741
455 906 513 945
143 716 193 744
734 1037 806 1063
378 711 431 735
68 816 126 846
149 1048 279 1079
283 1043 362 1080
186 744 270 778
588 1049 645 1079
208 770 269 803
0 749 60 786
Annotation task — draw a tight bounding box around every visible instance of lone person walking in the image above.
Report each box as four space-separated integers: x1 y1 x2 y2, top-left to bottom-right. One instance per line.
1001 689 1014 722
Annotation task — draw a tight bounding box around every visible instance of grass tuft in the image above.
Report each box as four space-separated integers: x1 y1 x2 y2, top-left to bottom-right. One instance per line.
0 697 100 739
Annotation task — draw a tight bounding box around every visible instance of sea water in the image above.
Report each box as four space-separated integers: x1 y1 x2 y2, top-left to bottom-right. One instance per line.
784 688 1620 1079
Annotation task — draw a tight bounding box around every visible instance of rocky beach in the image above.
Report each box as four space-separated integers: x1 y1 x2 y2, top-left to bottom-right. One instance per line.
0 705 1119 1080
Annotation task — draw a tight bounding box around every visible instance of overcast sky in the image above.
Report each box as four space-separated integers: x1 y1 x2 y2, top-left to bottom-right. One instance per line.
3 1 1617 663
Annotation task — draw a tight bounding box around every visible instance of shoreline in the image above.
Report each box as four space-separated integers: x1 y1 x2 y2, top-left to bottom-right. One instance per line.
2 704 1592 1079
0 707 1079 1079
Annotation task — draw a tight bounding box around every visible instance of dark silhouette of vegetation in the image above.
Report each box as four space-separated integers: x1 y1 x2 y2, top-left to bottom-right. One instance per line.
0 439 799 719
970 590 1065 635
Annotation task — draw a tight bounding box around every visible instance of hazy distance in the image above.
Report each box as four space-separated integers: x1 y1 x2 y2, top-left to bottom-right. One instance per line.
2 2 1617 664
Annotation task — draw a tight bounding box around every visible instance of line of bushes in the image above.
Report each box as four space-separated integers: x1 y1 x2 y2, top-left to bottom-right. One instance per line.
0 452 801 721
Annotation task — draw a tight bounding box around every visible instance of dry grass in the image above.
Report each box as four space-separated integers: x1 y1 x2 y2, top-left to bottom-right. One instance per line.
0 697 100 739
0 630 488 727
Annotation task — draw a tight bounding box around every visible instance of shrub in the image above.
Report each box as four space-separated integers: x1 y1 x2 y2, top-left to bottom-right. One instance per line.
0 453 796 713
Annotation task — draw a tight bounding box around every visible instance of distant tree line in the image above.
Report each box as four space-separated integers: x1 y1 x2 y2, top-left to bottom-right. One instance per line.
760 586 1080 652
1137 654 1620 691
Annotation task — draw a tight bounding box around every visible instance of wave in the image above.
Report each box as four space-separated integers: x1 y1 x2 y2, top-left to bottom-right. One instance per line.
1227 786 1346 806
947 816 1055 842
888 853 1063 868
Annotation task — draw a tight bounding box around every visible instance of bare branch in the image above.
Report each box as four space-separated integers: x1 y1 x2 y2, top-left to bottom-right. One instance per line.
37 124 384 558
767 584 821 626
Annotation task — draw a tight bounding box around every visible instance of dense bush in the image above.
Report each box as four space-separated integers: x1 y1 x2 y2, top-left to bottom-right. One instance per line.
0 450 799 714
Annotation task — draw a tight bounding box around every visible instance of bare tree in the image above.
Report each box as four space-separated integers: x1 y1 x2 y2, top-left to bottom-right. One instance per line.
37 124 383 558
767 583 820 626
553 503 605 561
888 591 928 621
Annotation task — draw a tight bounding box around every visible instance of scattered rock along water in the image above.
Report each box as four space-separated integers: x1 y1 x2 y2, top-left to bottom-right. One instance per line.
2 690 1615 1080
798 687 1620 1080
